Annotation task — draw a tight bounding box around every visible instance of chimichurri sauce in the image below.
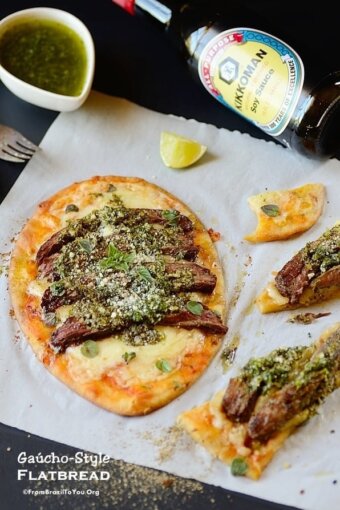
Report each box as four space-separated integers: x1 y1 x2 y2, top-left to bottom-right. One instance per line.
0 19 87 96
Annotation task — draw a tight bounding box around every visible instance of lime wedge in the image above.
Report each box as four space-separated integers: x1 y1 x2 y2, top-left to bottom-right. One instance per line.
160 131 207 169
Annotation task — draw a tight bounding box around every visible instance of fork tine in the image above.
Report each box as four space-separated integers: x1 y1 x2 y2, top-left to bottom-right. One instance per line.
0 124 39 162
2 145 32 160
11 141 36 156
15 133 39 151
0 149 27 163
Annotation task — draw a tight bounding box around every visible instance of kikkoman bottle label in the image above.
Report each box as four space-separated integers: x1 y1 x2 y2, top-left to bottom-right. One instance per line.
198 28 304 136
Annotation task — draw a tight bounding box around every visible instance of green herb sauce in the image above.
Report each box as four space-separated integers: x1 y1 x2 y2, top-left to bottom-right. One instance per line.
44 202 199 347
240 346 309 394
301 224 340 275
0 19 87 96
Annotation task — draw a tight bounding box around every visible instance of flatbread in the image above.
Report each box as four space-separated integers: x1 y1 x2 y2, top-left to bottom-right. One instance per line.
245 183 325 243
257 222 340 313
9 176 227 415
178 324 340 480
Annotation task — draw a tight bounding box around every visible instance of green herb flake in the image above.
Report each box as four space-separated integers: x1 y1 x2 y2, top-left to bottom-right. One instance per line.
107 184 116 192
155 359 172 373
137 266 154 283
162 209 178 224
65 204 79 213
43 312 57 326
49 282 65 297
261 204 280 217
78 238 95 254
221 347 237 372
100 244 135 272
231 458 248 476
122 351 136 364
80 340 99 358
186 301 203 316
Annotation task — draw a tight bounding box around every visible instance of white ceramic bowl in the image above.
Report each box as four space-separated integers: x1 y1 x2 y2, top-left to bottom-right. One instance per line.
0 8 95 111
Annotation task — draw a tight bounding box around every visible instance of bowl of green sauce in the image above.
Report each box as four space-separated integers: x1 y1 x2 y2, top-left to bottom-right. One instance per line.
0 8 95 111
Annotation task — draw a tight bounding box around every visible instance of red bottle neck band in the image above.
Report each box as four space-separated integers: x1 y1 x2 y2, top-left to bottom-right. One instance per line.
112 0 136 15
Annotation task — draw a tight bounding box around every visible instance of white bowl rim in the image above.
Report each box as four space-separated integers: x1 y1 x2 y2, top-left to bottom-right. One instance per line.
0 7 95 103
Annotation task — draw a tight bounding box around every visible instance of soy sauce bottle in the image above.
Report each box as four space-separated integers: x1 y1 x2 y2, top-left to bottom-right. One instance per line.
113 0 340 159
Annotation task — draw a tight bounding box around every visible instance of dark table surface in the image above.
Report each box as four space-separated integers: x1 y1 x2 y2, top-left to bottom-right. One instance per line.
1 1 339 509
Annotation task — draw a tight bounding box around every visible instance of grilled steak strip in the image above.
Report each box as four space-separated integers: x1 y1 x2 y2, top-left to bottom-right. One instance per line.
247 328 340 442
311 265 340 289
39 236 200 280
50 306 227 353
164 262 216 292
37 230 75 267
275 254 310 304
42 288 83 313
222 378 259 423
50 317 113 353
38 253 59 280
274 224 340 304
247 377 325 442
41 262 217 314
162 243 199 261
159 307 227 334
37 208 193 265
132 208 193 232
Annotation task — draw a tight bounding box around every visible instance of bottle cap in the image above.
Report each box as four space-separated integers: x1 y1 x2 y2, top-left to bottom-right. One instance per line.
112 0 135 15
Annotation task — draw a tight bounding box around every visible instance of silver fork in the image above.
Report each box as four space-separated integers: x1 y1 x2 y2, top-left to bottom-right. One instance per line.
0 124 39 163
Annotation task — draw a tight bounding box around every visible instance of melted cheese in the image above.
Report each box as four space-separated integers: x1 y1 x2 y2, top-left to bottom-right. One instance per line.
28 279 49 298
65 326 204 384
266 282 289 305
256 281 290 313
32 182 220 387
117 188 161 209
209 391 226 429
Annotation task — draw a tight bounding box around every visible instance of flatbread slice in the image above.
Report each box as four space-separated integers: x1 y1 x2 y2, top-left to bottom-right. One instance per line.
9 176 227 415
257 223 340 313
178 324 340 479
245 183 325 243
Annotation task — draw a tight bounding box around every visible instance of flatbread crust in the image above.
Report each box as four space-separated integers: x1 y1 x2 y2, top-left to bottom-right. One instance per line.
257 279 340 313
244 183 325 243
9 176 226 415
177 390 308 480
257 222 340 313
177 324 339 480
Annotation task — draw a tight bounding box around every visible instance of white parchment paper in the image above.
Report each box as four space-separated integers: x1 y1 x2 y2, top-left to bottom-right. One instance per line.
0 91 339 510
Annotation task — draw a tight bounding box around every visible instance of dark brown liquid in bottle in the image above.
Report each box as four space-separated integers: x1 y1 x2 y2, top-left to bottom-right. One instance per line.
119 0 340 159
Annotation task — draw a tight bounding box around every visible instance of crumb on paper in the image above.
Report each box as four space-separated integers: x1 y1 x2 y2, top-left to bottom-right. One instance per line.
243 255 252 267
288 312 331 325
229 269 247 309
225 242 236 256
141 425 187 464
22 456 204 509
221 334 240 372
0 250 11 277
208 228 221 242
